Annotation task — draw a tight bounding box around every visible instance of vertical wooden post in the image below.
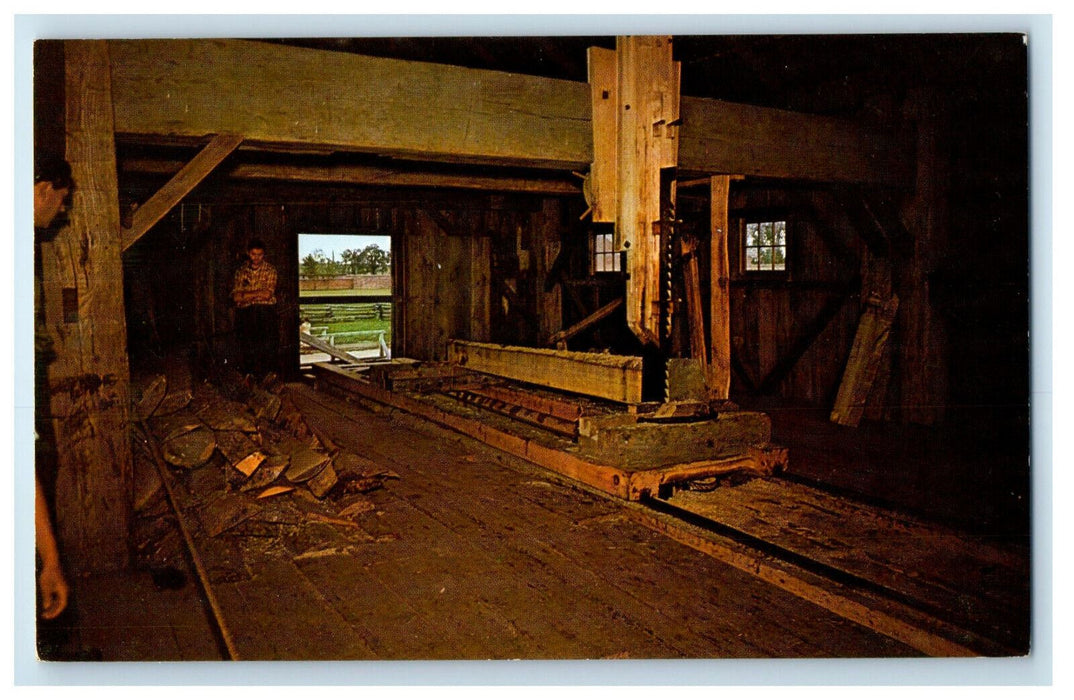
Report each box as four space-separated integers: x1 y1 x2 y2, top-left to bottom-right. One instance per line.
469 231 492 342
534 198 563 342
614 36 680 346
587 46 617 224
42 40 132 573
898 89 949 425
709 175 732 400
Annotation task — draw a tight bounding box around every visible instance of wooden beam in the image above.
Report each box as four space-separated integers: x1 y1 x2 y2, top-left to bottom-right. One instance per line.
120 158 580 195
109 39 593 171
587 46 617 222
678 96 914 187
616 36 680 346
709 175 732 399
122 133 242 250
107 38 912 187
299 332 362 364
44 40 132 573
546 297 623 347
447 340 643 404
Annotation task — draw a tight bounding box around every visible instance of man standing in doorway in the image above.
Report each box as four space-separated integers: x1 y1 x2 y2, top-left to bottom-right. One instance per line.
231 239 279 380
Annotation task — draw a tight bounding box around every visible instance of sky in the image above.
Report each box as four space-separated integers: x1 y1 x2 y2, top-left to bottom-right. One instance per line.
298 233 391 261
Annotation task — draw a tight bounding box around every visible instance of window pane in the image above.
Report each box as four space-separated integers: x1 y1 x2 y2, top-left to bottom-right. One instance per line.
775 221 786 245
746 247 759 270
761 222 774 245
773 246 786 270
746 223 759 246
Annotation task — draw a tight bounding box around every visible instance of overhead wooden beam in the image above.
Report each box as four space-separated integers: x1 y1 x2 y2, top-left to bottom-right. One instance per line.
107 39 912 187
677 96 915 186
122 133 242 250
119 159 581 196
43 40 132 573
109 39 592 171
447 340 643 404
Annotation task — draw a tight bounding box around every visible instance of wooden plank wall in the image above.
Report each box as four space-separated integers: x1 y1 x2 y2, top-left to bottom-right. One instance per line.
126 190 568 370
726 188 865 406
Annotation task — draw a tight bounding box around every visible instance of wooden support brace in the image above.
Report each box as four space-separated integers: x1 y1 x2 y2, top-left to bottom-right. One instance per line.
122 132 243 251
546 297 623 347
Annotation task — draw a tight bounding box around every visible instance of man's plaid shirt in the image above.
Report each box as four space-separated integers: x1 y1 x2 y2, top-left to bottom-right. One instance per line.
232 260 278 308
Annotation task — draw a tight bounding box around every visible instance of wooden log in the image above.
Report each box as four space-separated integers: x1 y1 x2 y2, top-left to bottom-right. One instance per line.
830 294 901 427
285 443 330 483
307 463 339 499
44 41 133 573
447 340 643 404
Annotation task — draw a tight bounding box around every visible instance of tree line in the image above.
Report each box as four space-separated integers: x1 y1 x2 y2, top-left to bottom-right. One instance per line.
300 244 391 278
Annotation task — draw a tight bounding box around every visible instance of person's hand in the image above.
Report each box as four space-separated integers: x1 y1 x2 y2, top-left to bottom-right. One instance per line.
38 561 69 620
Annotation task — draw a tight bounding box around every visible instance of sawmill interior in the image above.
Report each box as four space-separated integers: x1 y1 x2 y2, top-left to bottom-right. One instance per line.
27 32 1035 670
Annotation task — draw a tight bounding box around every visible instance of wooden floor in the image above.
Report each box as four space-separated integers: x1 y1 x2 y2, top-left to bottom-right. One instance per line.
42 382 933 662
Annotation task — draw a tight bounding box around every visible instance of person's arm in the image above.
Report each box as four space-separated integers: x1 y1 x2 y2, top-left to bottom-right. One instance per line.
35 478 68 620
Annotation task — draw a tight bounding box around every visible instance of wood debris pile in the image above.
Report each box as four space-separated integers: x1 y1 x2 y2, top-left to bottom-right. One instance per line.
130 359 398 578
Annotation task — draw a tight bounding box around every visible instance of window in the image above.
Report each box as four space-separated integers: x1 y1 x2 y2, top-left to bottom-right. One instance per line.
743 219 787 272
591 231 622 273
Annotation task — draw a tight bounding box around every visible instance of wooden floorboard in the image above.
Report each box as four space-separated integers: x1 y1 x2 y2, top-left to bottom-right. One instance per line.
284 383 914 659
667 479 1029 651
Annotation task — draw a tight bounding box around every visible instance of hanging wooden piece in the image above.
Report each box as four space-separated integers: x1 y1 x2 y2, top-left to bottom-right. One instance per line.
589 36 681 347
616 36 681 346
830 294 901 427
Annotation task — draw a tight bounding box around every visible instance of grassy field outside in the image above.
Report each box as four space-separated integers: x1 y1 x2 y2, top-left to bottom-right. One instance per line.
300 301 392 349
299 288 391 298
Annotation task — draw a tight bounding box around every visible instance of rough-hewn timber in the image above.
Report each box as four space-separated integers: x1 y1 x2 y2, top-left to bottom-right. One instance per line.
106 38 911 186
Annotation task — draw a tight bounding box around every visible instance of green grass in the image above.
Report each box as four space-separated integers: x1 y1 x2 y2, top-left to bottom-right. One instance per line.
299 288 391 298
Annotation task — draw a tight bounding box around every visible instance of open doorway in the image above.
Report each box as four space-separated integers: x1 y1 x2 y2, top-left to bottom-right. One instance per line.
297 233 392 367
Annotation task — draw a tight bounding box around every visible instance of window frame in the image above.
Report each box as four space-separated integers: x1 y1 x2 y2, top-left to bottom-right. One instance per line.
590 229 623 275
735 210 790 278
